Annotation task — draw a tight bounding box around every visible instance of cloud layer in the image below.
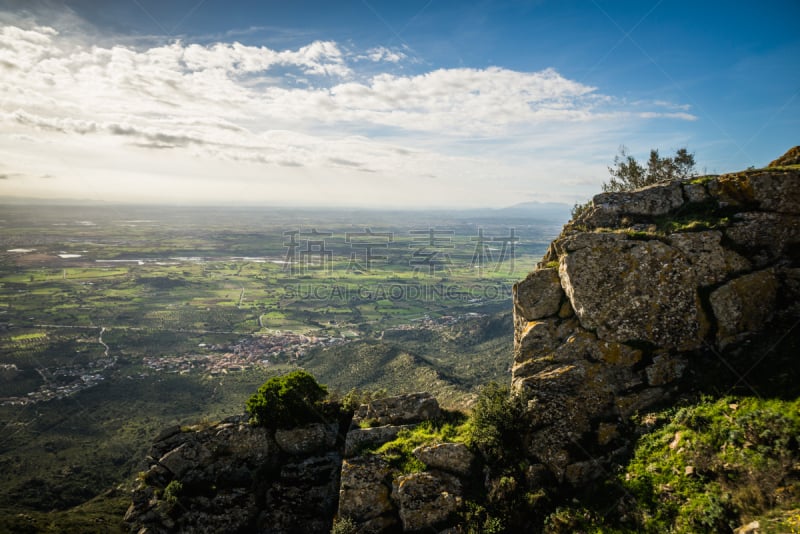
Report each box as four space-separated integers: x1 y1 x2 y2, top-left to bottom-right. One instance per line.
0 19 695 206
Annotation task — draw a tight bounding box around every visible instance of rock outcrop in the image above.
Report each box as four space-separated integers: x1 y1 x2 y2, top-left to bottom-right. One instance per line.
125 392 473 534
337 392 475 533
513 149 800 485
124 415 343 533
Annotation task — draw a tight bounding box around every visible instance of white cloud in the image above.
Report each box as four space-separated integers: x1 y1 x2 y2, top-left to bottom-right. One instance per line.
179 39 350 76
0 19 697 207
322 67 605 134
361 46 407 63
638 111 697 121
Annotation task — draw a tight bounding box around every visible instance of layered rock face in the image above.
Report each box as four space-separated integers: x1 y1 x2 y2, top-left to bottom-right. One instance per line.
125 416 343 533
513 157 800 484
339 393 473 533
125 392 474 533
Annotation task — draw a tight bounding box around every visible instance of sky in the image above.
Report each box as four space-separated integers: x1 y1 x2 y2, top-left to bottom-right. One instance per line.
0 0 797 208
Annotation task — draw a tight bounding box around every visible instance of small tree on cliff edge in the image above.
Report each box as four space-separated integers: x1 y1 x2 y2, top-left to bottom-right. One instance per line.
572 146 697 218
603 146 697 192
246 369 328 428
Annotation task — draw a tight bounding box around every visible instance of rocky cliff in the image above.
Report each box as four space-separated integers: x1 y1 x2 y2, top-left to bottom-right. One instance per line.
512 148 800 486
126 148 800 533
125 392 476 533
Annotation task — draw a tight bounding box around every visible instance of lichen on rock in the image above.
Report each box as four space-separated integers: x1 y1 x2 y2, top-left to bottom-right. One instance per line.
512 153 800 491
559 236 707 350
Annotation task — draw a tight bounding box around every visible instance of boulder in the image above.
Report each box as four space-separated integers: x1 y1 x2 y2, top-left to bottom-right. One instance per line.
154 424 182 443
174 489 257 534
513 268 564 321
355 516 400 534
128 417 340 534
274 422 338 455
214 420 275 463
514 318 559 362
583 182 684 228
564 459 604 488
710 269 778 348
734 520 762 534
263 453 342 532
781 267 800 315
668 231 750 286
337 456 394 522
709 170 800 213
724 212 800 266
768 145 800 167
681 181 710 203
413 442 474 476
392 471 462 532
556 230 626 254
559 236 707 350
158 441 213 479
645 351 688 386
353 392 440 426
510 157 800 493
280 452 341 485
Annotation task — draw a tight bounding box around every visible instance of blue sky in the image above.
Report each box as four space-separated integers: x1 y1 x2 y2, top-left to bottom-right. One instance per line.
0 0 797 207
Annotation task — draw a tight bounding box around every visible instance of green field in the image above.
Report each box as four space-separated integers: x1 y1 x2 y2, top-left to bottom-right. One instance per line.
0 202 564 528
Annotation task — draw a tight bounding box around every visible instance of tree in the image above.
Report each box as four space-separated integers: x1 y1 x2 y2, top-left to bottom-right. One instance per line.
603 146 696 192
246 369 328 428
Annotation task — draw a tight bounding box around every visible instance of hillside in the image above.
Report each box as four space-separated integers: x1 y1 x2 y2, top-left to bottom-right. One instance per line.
300 312 513 407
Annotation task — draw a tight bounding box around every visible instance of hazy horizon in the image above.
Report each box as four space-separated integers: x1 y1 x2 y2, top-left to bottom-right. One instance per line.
0 193 573 211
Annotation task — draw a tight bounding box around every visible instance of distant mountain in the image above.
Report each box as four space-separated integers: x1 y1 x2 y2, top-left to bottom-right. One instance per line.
496 200 572 221
0 196 573 223
0 196 115 206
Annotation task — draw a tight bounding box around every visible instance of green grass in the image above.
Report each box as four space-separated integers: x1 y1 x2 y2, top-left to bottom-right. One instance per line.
545 396 800 534
8 332 47 342
0 492 130 534
622 397 800 533
763 164 800 171
654 199 734 234
687 174 718 186
370 414 470 473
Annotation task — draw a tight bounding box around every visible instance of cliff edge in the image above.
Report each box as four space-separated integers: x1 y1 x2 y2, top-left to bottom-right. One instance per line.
512 147 800 485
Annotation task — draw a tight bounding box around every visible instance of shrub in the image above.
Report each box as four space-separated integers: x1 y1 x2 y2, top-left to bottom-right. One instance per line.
459 501 506 534
466 382 527 466
543 506 610 534
570 146 697 223
338 387 388 413
163 480 183 510
330 516 358 534
571 200 592 220
246 370 329 428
